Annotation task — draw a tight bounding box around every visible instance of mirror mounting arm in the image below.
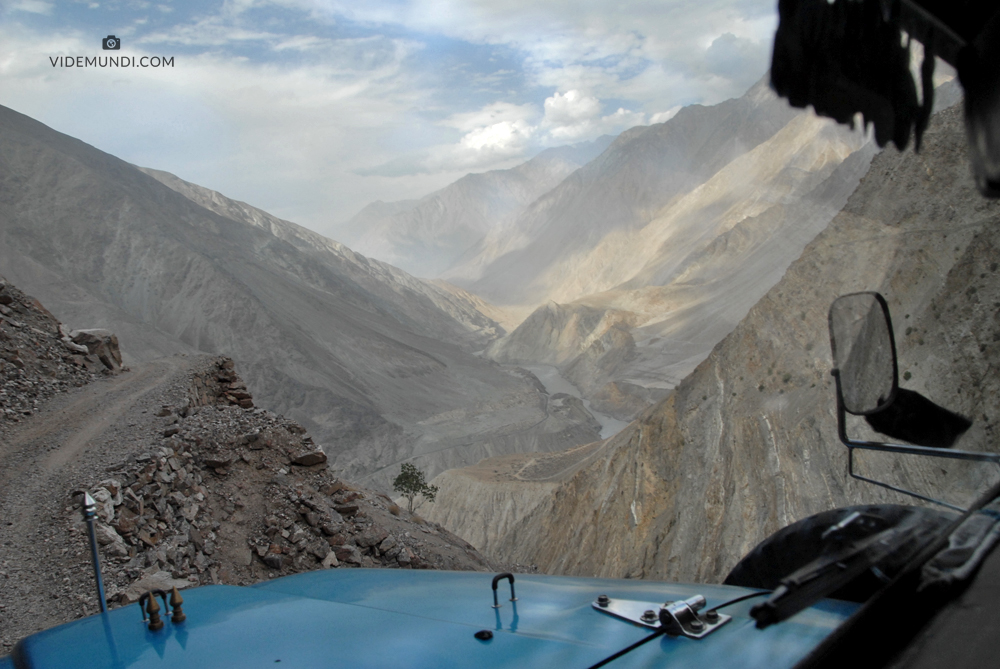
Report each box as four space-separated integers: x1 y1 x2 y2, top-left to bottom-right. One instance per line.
832 370 1000 513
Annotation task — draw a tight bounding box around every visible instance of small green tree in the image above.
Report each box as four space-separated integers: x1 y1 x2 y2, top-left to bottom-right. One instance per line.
393 462 439 513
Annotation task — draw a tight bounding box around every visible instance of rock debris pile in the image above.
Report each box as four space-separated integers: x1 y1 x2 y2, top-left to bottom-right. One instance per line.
79 357 491 607
186 358 254 410
0 277 116 427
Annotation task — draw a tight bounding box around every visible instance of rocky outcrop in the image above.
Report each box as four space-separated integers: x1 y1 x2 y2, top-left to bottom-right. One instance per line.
0 277 112 426
487 303 640 367
79 359 491 609
186 357 254 409
588 381 671 422
432 103 1000 583
66 328 123 372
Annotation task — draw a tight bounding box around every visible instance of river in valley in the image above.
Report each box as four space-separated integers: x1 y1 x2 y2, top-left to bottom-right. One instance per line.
522 364 630 440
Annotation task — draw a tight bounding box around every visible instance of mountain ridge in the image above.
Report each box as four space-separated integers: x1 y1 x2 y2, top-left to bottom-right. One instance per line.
0 104 602 491
448 76 803 306
339 136 615 279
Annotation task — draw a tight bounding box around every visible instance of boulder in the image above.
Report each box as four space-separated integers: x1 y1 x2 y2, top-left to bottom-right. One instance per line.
396 546 415 566
356 526 389 548
97 479 123 506
69 329 122 371
308 542 331 560
95 523 124 546
291 450 327 467
113 507 140 534
331 545 362 565
105 540 129 558
203 454 233 469
188 527 205 551
263 552 285 570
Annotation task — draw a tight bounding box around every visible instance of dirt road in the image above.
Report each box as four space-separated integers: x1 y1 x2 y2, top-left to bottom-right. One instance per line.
0 356 196 650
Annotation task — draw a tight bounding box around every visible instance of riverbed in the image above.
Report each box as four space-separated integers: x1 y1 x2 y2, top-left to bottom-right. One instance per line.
522 364 630 439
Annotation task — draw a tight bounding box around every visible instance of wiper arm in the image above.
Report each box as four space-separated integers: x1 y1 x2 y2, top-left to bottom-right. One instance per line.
750 514 938 628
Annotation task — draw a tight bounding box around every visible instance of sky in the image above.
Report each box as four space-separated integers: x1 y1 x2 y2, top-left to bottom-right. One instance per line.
0 0 778 239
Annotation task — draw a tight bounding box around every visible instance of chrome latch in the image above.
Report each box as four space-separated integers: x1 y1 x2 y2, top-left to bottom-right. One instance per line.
592 594 731 639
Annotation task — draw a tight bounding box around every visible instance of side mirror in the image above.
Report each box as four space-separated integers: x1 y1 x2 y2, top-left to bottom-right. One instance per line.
828 292 993 512
828 292 897 415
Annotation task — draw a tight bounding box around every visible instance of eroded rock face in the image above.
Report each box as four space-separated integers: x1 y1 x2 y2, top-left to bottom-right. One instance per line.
75 358 493 609
432 104 1000 584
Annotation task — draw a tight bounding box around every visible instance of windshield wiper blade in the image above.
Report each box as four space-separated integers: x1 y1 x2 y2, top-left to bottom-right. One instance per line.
750 515 939 628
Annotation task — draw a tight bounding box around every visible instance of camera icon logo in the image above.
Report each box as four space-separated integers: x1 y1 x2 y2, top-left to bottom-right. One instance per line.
102 35 121 50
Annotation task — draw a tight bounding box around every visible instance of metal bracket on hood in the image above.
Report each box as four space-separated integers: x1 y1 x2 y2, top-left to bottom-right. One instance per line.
592 594 731 639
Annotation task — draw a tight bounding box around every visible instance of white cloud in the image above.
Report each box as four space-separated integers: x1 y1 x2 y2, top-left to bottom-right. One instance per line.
542 89 600 140
5 0 53 13
272 34 328 51
358 102 540 176
443 101 537 133
138 19 278 47
0 21 434 229
544 90 600 125
539 90 644 141
285 0 777 106
459 118 533 153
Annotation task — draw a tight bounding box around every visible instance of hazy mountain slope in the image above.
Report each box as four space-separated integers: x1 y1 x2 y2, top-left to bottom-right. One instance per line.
339 137 614 278
448 76 802 306
0 104 600 489
477 82 959 420
426 104 1000 581
138 167 504 350
487 113 874 417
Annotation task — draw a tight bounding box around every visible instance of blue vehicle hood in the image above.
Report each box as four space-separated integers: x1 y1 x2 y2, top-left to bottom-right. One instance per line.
4 570 856 668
